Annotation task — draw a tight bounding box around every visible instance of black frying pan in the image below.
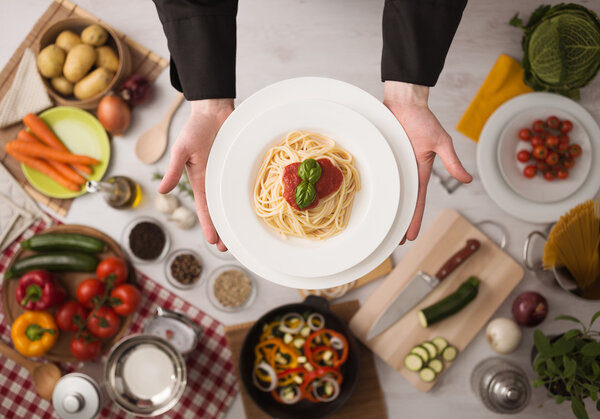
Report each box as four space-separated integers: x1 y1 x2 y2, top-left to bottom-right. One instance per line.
239 295 361 419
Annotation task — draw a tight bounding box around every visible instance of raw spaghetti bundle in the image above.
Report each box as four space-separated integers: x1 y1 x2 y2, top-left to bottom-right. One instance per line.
542 199 600 292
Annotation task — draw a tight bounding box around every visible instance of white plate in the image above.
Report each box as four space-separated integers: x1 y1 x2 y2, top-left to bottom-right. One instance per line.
478 92 600 224
219 99 399 278
206 77 418 289
496 107 592 203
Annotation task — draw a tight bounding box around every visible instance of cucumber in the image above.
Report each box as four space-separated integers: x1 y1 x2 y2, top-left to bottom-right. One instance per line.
20 233 106 254
404 353 424 372
410 345 430 363
432 337 449 353
422 342 438 359
418 367 437 383
5 252 99 279
442 345 458 362
418 276 480 328
428 359 444 374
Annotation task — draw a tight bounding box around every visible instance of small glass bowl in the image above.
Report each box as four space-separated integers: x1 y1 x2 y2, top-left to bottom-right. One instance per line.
121 216 170 265
206 265 257 312
164 249 204 290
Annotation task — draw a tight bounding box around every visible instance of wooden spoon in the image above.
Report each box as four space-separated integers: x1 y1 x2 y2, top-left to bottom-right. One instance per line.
0 339 62 400
135 92 185 164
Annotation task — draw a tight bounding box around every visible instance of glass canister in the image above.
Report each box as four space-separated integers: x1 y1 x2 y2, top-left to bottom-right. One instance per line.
470 357 531 414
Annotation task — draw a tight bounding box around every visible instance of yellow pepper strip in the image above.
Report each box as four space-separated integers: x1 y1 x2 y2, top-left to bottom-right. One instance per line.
260 321 280 342
11 311 58 357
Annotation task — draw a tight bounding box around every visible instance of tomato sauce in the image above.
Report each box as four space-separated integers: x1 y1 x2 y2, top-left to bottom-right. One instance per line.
282 159 343 211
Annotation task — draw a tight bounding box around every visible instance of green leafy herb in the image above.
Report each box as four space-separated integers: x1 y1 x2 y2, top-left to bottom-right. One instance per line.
294 159 322 209
298 159 322 184
152 170 194 198
295 181 316 210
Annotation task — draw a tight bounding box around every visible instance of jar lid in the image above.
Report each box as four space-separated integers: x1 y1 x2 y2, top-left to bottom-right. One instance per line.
488 370 531 413
52 373 101 419
143 307 202 355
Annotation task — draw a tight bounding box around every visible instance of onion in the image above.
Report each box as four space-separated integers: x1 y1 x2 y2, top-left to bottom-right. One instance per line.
512 291 548 327
485 317 522 354
253 361 277 392
97 95 131 135
307 313 324 331
280 312 304 334
329 336 344 350
119 74 152 106
278 385 302 404
312 376 340 402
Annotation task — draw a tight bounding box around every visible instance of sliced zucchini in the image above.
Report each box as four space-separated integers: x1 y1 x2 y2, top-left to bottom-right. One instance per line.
422 342 438 359
442 345 458 362
418 367 437 382
432 337 449 353
410 345 430 363
404 353 424 372
428 359 444 374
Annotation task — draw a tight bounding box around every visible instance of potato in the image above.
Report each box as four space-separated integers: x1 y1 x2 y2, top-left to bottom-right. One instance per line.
63 44 97 83
95 46 119 72
50 76 74 96
81 24 108 46
74 67 114 99
55 30 81 52
37 44 65 78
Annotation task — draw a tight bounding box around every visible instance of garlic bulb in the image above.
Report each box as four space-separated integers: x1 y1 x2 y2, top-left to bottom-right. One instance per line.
169 206 196 229
154 194 179 214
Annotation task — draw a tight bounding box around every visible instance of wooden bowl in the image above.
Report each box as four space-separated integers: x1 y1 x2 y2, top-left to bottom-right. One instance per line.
1 225 134 363
37 17 131 110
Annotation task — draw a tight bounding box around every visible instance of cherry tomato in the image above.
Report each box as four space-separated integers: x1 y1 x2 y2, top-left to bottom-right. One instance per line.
543 171 555 181
87 306 120 339
532 119 545 133
545 152 559 166
110 284 142 316
70 333 102 361
568 144 582 158
560 119 573 133
96 257 128 287
557 141 569 153
516 150 530 163
562 156 575 169
518 128 532 141
523 165 537 178
557 168 569 180
558 133 570 145
76 279 105 309
535 161 549 172
530 136 544 147
55 301 88 332
545 135 559 148
546 116 560 130
532 145 549 160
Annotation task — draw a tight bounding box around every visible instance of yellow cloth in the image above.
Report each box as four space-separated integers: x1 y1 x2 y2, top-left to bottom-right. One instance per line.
457 54 533 142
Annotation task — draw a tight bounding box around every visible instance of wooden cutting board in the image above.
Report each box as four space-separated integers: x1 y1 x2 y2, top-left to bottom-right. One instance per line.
349 209 524 392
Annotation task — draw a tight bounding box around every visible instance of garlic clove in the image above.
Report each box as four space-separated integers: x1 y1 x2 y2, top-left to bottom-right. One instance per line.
154 193 180 214
168 206 196 229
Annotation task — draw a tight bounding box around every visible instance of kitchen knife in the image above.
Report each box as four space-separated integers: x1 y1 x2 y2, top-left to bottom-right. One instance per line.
366 238 481 340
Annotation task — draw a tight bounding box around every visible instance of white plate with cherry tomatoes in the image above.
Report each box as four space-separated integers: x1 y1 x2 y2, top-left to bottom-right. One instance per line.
478 92 600 223
496 109 591 203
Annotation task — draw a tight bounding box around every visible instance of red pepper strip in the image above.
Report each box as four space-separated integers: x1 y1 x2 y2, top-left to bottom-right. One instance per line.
304 329 348 368
299 367 343 403
330 333 348 369
311 345 339 366
15 270 66 311
277 367 307 386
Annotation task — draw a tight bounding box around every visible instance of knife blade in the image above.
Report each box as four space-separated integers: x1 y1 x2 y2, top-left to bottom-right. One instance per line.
366 239 480 340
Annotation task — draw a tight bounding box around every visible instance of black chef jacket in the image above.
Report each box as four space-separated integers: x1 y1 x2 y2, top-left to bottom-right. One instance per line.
152 0 467 100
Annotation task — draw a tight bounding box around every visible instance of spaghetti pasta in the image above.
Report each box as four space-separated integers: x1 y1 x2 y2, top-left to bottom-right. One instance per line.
253 130 360 239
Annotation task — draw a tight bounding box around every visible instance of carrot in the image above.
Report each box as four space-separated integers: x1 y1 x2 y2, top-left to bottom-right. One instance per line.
5 144 80 192
22 113 92 175
17 130 87 185
8 140 100 165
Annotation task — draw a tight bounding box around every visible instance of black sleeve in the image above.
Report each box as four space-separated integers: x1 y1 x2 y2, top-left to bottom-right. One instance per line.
381 0 467 86
152 0 238 100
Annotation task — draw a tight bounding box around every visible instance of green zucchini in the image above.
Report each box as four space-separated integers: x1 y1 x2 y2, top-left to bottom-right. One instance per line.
20 233 106 254
421 341 438 359
410 345 430 363
404 353 424 372
418 367 437 383
418 276 480 328
428 359 444 374
5 252 99 279
442 345 458 362
432 336 449 353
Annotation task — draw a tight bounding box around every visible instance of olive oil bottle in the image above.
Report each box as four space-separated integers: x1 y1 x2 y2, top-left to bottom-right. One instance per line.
86 176 142 209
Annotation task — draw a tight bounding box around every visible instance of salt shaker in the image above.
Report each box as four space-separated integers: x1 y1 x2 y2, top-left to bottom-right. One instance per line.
470 357 531 414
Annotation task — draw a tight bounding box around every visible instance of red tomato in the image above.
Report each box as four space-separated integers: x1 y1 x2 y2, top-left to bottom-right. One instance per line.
557 142 569 153
545 135 559 148
55 301 88 332
535 161 549 172
87 306 120 339
530 136 544 147
518 128 532 141
76 279 105 309
545 152 559 166
558 133 570 145
523 165 537 178
110 284 142 316
516 150 530 163
96 257 128 287
557 168 569 180
532 145 549 160
546 116 560 130
568 144 582 158
70 333 102 361
543 171 555 181
562 157 575 169
560 119 573 133
532 120 545 133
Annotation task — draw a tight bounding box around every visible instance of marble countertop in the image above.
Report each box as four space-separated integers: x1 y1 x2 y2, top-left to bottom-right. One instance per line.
1 1 599 418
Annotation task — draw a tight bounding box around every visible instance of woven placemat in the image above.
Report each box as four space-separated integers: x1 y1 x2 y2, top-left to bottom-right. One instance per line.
0 0 168 217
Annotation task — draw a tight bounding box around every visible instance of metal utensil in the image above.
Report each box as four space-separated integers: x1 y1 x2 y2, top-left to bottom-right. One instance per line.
367 238 481 340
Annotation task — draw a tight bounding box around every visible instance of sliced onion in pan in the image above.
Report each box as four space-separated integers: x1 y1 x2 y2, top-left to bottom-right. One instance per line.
312 376 340 402
279 385 302 404
329 336 344 350
307 313 324 331
280 312 304 334
253 361 277 392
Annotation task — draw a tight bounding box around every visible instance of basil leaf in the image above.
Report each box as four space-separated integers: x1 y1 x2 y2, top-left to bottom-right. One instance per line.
298 159 322 183
295 181 316 209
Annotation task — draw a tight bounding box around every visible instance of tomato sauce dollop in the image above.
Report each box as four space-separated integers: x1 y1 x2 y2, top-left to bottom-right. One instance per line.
282 159 343 211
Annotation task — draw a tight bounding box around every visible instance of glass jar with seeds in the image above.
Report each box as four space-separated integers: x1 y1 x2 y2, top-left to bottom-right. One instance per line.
121 216 170 264
165 249 203 290
207 265 256 312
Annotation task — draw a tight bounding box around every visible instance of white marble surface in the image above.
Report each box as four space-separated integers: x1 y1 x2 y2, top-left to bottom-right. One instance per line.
1 1 600 418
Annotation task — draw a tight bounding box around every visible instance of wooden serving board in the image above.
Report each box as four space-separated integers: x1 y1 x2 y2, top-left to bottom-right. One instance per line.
349 209 524 392
1 224 132 363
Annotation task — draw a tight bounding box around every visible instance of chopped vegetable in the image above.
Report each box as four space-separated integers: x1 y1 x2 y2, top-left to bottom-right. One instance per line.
428 359 444 374
421 341 438 359
432 337 448 353
419 367 437 383
404 353 424 371
441 346 458 362
410 345 430 363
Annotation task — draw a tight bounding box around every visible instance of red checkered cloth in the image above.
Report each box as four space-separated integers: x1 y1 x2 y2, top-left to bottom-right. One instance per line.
0 218 238 418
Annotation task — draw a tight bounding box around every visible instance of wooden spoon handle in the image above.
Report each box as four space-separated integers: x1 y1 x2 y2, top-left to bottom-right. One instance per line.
161 92 185 125
0 339 37 372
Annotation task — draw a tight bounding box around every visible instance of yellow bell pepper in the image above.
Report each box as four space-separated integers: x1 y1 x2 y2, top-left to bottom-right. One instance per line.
11 311 58 357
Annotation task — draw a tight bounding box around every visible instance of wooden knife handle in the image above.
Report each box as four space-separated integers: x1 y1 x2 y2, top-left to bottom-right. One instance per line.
434 239 481 282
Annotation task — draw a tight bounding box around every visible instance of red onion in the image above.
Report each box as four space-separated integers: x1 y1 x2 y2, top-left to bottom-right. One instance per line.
512 291 548 327
119 74 152 106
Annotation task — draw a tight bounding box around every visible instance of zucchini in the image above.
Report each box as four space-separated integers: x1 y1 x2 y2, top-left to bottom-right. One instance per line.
418 367 437 383
422 342 438 359
442 345 458 362
404 353 424 371
428 359 444 374
432 336 449 353
418 276 480 328
5 252 99 279
20 233 106 254
410 345 430 363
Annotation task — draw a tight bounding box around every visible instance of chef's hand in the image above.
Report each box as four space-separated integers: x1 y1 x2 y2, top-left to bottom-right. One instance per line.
384 81 472 243
158 98 234 252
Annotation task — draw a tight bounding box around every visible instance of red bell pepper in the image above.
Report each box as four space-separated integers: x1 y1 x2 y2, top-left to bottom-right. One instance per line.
15 270 66 310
